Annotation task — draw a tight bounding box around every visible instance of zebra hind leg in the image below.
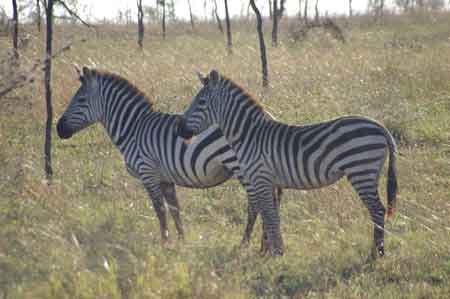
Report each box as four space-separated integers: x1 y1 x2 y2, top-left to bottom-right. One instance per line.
161 182 184 240
350 178 386 260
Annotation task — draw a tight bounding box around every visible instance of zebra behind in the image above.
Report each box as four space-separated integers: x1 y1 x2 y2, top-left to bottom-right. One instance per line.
56 67 279 246
176 70 398 258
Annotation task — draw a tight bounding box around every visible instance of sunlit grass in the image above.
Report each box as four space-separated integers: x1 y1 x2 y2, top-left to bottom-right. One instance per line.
1 14 450 298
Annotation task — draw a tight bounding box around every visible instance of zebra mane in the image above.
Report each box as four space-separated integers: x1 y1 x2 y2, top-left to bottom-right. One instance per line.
219 74 274 120
91 69 155 108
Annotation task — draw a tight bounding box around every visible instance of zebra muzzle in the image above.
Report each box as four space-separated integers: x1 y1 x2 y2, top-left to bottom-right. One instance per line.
174 116 195 141
56 118 74 139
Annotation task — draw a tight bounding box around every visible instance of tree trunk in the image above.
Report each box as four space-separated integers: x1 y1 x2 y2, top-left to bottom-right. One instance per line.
213 0 223 34
12 0 18 60
314 0 319 22
249 0 268 88
380 0 384 19
224 0 232 54
44 0 54 182
272 0 278 47
187 0 195 30
304 0 309 24
162 0 166 39
268 0 273 19
36 0 41 32
348 0 352 17
298 0 302 19
137 0 144 49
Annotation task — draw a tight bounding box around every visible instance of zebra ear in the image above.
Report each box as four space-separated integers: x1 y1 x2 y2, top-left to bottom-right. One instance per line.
196 71 208 86
208 69 220 85
82 66 92 78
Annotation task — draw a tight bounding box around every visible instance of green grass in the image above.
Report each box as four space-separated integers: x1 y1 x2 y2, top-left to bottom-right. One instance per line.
1 15 450 298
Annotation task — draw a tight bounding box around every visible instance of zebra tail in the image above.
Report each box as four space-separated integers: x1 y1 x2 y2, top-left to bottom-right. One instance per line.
385 128 398 217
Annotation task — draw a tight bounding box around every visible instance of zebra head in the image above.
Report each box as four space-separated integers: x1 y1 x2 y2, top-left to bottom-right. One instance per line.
176 70 221 139
57 66 102 139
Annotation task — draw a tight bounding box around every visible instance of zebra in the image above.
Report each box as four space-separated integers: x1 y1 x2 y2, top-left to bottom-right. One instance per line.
56 66 281 247
176 69 398 258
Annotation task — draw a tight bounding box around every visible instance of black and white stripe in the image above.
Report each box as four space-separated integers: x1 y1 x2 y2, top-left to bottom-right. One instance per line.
57 67 276 245
177 70 398 257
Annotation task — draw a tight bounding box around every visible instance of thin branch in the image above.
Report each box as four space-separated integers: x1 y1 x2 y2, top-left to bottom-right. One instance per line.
55 0 95 29
0 39 84 99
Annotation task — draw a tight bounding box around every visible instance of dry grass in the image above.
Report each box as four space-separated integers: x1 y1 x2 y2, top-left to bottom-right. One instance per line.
1 14 450 299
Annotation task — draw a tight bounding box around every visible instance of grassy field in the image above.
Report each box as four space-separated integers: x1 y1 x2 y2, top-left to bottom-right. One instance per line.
1 13 450 298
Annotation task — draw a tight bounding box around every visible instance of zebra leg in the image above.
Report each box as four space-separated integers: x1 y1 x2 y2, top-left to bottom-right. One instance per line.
350 179 386 259
256 180 284 256
260 187 283 254
142 180 169 245
240 186 259 247
161 182 184 240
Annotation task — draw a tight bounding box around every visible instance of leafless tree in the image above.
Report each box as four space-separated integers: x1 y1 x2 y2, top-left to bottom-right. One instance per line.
187 0 195 30
212 0 223 34
304 0 309 24
314 0 319 22
162 0 166 39
298 0 302 19
12 0 18 60
137 0 144 48
36 0 41 32
44 0 54 182
271 0 284 47
349 0 353 17
224 0 232 53
249 0 268 87
268 0 273 19
272 0 278 46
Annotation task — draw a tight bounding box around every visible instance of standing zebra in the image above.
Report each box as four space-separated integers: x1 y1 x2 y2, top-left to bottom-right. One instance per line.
176 70 398 257
57 67 280 246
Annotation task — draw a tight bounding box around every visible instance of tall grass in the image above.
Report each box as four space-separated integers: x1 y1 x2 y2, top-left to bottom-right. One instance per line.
1 14 450 298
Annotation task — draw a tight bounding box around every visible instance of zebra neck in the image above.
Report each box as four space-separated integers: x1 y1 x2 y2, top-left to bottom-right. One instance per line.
219 94 269 150
100 86 153 152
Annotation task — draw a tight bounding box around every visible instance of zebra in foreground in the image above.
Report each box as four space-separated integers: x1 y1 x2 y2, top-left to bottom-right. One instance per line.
57 67 280 246
176 70 398 257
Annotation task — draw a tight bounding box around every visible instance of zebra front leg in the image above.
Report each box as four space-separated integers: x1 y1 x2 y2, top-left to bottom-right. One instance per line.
240 181 259 247
161 182 184 240
260 187 283 254
257 181 284 256
143 181 169 246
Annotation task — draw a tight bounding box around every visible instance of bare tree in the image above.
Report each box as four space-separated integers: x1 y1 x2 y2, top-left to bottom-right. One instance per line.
249 0 268 87
272 0 278 46
271 0 284 47
304 0 309 23
349 0 353 17
298 0 302 19
137 0 144 48
268 0 273 19
368 0 385 21
187 0 195 30
161 0 166 39
44 0 54 182
213 0 223 34
314 0 319 22
224 0 232 53
36 0 41 32
12 0 18 60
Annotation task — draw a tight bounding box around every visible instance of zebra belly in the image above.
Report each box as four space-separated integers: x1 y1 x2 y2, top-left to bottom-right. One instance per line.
158 126 235 188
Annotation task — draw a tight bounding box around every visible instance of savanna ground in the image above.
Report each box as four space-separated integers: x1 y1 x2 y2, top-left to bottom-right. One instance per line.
1 12 450 299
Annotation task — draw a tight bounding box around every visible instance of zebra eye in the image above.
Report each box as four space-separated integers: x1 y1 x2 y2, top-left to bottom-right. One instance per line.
198 98 206 105
78 97 87 103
